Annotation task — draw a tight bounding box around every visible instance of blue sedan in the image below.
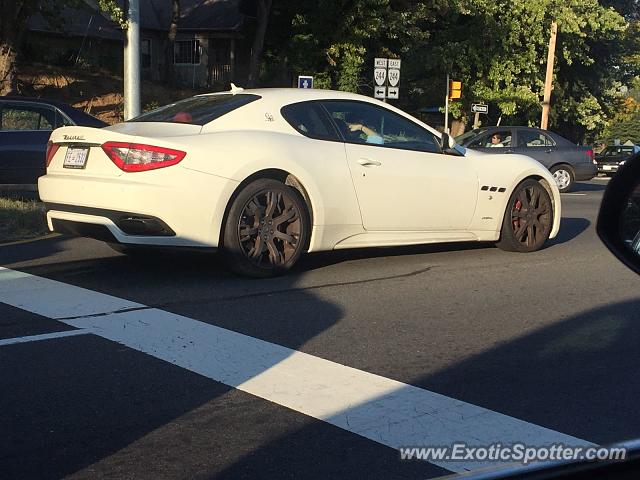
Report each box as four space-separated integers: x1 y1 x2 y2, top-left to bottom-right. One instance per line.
0 97 107 185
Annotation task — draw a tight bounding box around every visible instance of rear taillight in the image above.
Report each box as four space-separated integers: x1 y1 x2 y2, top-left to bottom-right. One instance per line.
587 148 596 164
46 141 60 167
101 142 186 172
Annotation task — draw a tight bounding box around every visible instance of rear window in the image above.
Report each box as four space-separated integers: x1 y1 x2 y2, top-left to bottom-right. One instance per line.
129 94 261 125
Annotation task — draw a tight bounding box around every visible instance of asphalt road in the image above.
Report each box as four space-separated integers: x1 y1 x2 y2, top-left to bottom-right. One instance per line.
1 178 639 479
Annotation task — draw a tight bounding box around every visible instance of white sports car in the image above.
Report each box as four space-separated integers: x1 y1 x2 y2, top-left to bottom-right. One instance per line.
39 87 561 277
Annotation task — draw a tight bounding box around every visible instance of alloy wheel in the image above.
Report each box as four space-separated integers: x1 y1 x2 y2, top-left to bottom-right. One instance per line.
237 189 302 268
510 184 552 248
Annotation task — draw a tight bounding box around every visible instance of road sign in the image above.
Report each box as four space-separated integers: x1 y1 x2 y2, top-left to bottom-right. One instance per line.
388 68 400 87
373 57 401 100
374 68 387 86
374 58 388 68
471 103 488 114
374 86 387 99
297 75 313 89
388 59 401 69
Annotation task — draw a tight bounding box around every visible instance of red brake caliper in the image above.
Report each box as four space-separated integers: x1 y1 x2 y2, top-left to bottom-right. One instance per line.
513 199 522 231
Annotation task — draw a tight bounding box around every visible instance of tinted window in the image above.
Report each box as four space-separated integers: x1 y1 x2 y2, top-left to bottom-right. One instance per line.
468 130 513 148
0 104 54 131
605 147 634 157
281 102 339 141
130 94 261 125
517 130 555 148
456 128 487 144
322 100 441 153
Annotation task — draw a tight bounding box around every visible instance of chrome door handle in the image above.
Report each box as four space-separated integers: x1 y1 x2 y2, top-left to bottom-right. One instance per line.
358 158 381 167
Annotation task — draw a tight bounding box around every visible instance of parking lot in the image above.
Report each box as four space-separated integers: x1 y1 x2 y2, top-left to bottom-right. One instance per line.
2 177 640 479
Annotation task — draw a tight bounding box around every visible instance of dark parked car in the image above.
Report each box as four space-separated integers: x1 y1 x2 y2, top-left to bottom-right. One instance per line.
456 126 597 192
0 97 107 185
595 144 640 176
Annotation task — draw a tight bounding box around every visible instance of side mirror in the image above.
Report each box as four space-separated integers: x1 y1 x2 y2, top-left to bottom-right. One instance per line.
440 132 466 157
597 152 640 276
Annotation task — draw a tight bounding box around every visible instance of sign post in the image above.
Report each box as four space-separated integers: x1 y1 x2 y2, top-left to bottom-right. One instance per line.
444 74 449 134
471 103 488 129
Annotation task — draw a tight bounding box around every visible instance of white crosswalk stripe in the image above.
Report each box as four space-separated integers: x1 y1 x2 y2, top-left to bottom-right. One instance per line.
0 266 595 473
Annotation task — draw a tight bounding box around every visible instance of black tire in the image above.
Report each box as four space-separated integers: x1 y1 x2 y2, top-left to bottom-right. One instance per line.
550 164 575 193
496 179 554 252
221 178 310 278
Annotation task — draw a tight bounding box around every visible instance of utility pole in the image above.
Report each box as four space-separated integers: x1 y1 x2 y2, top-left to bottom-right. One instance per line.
444 74 450 134
124 0 141 120
540 21 557 130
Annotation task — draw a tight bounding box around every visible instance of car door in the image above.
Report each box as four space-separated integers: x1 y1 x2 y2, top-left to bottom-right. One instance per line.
511 129 557 168
321 100 478 231
0 102 57 184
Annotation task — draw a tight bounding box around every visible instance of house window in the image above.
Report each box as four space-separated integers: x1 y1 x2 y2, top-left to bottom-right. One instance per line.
174 39 201 65
141 38 151 68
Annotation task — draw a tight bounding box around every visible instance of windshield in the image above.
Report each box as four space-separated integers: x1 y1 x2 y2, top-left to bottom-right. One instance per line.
129 94 261 125
455 128 487 144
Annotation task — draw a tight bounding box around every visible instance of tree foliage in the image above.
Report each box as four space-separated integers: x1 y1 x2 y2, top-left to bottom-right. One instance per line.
261 0 639 142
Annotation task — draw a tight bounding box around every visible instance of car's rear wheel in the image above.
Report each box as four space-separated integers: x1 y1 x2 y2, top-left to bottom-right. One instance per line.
550 164 574 193
496 179 553 252
221 179 309 278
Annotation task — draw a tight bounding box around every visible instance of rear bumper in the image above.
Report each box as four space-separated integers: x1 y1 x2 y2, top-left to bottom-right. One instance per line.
47 204 175 237
573 162 597 181
38 168 238 247
597 162 620 174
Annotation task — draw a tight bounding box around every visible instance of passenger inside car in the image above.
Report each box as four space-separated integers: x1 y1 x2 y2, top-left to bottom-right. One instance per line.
488 132 512 148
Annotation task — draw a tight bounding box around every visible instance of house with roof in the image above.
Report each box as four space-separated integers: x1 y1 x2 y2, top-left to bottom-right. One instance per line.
25 0 254 89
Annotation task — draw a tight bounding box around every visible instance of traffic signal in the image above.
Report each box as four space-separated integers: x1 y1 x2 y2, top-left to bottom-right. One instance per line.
449 80 462 100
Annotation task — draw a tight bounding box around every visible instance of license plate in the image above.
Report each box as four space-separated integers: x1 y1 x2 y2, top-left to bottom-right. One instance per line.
603 165 613 171
63 147 89 169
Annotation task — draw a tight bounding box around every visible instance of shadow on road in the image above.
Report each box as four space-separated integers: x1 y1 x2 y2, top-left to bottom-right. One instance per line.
572 182 607 193
548 217 591 245
214 297 640 478
0 236 443 480
299 241 493 272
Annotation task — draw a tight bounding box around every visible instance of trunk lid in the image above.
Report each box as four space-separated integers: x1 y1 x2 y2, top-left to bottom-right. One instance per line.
47 124 199 177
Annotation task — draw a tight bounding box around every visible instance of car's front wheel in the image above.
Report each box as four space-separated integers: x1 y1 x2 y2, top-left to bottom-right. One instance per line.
221 179 310 277
496 179 553 252
550 164 574 193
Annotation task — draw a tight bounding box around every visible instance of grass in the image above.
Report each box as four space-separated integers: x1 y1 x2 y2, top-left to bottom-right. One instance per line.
0 196 49 243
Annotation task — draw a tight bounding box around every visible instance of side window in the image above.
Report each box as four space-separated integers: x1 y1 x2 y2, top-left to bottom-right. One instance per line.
469 130 513 148
517 131 555 148
321 100 441 153
280 102 340 141
0 104 54 131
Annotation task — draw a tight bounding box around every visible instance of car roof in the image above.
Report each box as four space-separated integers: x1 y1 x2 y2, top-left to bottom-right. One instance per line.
0 96 72 109
0 95 107 127
198 87 375 104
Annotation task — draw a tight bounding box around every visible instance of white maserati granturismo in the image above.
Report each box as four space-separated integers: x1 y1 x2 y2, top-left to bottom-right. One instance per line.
39 87 561 277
